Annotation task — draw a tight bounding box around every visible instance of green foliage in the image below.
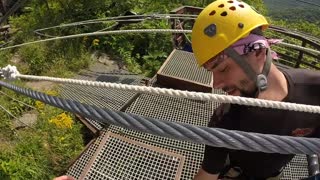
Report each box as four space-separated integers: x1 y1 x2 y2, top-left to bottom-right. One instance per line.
0 84 34 118
0 84 84 179
99 20 172 76
18 43 47 75
270 19 320 37
269 8 320 25
0 51 13 68
244 0 267 15
265 18 320 70
0 87 33 146
15 39 91 76
0 101 84 179
9 0 269 77
264 0 320 22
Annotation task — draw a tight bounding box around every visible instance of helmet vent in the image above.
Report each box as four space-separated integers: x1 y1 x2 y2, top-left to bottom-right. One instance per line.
218 4 224 8
220 11 228 16
227 1 233 3
229 6 236 11
209 10 216 15
239 4 245 8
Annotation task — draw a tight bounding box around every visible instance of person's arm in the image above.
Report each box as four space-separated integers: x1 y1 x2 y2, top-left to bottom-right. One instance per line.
194 168 219 180
53 175 75 180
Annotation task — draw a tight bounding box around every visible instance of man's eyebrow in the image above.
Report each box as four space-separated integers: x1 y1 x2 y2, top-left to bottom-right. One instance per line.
207 57 224 70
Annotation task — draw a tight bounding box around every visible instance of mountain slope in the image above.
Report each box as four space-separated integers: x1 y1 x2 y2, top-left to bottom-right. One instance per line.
263 0 320 23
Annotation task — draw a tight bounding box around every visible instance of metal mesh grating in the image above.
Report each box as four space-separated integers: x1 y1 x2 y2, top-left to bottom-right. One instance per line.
80 132 185 180
66 86 310 179
109 126 204 180
68 127 311 180
59 74 145 131
60 84 136 111
281 155 309 180
111 125 203 152
117 93 217 179
83 117 105 131
67 92 216 179
126 93 218 126
67 131 108 179
160 50 212 85
59 73 143 111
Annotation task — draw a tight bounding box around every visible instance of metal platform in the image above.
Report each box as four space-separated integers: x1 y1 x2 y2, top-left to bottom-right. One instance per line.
109 126 204 180
60 72 146 133
65 91 310 179
156 49 213 92
78 132 185 180
60 73 144 111
62 49 312 179
67 93 217 179
67 131 108 179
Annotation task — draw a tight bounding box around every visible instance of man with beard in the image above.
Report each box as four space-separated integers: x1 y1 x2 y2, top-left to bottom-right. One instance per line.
192 0 320 179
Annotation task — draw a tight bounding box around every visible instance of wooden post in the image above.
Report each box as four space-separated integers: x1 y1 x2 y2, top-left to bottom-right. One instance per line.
295 40 307 68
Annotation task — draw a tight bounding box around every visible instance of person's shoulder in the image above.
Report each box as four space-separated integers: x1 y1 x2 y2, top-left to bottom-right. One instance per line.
280 68 320 85
280 67 320 105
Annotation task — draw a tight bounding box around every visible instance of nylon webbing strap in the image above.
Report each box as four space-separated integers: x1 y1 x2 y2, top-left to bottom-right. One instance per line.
262 48 272 76
226 47 273 93
225 47 257 82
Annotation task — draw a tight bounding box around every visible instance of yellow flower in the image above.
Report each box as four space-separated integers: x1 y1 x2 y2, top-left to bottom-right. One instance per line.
83 36 88 43
49 112 73 129
92 39 100 46
46 90 58 96
35 101 45 110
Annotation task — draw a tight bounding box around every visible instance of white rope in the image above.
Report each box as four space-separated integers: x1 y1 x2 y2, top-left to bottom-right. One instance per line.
1 65 319 114
0 65 20 80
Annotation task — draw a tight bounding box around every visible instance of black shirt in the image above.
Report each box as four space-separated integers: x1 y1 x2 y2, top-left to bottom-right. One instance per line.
202 68 320 178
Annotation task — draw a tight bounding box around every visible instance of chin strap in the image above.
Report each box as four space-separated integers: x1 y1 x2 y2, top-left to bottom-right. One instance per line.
225 47 272 94
257 48 272 92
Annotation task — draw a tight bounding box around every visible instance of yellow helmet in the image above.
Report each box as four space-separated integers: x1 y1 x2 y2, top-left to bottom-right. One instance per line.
192 0 269 66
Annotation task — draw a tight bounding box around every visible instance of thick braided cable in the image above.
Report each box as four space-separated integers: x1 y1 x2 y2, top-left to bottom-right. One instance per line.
13 74 320 114
1 80 319 155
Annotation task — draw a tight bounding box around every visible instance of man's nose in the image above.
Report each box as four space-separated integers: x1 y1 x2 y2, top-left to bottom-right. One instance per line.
212 73 225 89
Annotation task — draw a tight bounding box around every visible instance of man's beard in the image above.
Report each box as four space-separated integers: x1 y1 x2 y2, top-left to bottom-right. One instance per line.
240 88 257 98
239 79 257 98
222 79 257 98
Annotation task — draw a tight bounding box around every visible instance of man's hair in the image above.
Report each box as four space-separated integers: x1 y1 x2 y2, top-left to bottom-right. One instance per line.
251 27 264 36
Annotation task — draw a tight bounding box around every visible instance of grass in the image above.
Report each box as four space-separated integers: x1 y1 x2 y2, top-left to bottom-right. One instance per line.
0 42 90 179
0 89 85 179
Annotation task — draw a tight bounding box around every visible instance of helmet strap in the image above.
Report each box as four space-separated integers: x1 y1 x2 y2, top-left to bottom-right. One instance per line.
258 48 272 92
225 47 272 96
